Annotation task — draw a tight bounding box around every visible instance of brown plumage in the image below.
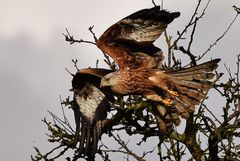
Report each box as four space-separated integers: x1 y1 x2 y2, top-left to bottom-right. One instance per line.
72 6 220 159
100 59 220 119
97 6 180 69
97 6 220 119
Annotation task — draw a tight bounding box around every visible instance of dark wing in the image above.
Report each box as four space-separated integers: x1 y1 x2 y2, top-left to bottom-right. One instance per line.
97 6 180 69
72 68 113 158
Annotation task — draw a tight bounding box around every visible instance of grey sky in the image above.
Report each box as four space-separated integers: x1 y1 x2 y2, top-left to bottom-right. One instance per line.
0 0 239 160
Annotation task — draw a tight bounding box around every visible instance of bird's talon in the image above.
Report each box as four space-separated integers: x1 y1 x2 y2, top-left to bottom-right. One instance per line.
162 98 173 106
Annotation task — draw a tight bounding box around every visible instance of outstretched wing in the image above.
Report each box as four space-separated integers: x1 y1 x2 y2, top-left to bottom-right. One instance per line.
97 6 180 69
72 68 113 158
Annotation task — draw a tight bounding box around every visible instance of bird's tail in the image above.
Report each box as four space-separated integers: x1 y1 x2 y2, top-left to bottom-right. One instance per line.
165 59 220 119
78 119 101 157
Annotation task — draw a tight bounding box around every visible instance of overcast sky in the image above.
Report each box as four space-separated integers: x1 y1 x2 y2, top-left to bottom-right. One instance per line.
0 0 240 161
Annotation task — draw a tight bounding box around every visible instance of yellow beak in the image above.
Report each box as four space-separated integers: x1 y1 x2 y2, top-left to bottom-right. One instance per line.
100 80 107 88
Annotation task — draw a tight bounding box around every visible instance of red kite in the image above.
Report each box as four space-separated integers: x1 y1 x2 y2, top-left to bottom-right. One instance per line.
97 6 220 118
72 5 220 158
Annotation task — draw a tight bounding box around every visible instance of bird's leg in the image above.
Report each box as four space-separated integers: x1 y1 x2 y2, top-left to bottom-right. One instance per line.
148 76 179 98
167 89 179 97
159 86 179 98
144 92 173 106
162 98 174 106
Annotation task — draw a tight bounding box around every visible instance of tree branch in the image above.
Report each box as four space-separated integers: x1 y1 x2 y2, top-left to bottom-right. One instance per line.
63 28 96 45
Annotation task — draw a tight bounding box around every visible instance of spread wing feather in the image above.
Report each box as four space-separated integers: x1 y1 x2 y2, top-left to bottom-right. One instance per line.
117 6 180 43
97 6 180 69
149 59 220 120
72 68 113 158
167 59 220 118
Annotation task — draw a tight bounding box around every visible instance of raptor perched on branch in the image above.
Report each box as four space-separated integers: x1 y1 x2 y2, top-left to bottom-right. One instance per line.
72 5 220 159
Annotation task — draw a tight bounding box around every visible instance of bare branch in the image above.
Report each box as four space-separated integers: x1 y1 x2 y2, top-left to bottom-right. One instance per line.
63 28 96 45
187 17 198 52
88 25 98 42
151 0 157 7
112 134 147 161
178 46 196 65
198 11 239 60
233 5 240 14
71 59 79 70
65 68 74 77
172 0 209 49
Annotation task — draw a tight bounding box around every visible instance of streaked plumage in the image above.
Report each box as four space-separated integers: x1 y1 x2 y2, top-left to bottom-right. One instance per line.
97 6 220 119
97 6 179 69
100 59 220 119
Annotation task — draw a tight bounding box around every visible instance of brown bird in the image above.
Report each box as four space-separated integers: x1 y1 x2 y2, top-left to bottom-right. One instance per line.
100 60 220 118
97 5 220 119
72 5 220 159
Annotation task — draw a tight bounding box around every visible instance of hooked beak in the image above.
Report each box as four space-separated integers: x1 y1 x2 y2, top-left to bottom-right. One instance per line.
100 80 107 88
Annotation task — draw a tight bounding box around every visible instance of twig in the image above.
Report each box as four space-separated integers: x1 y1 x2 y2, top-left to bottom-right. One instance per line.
65 68 74 77
88 25 98 42
187 0 211 54
151 0 157 7
141 147 156 158
233 5 240 14
202 104 222 125
59 96 74 132
198 11 239 60
187 17 198 52
71 59 79 70
224 63 233 79
112 134 147 161
63 28 96 45
221 109 240 127
234 55 240 122
47 110 75 134
171 0 207 49
164 30 172 67
178 46 196 65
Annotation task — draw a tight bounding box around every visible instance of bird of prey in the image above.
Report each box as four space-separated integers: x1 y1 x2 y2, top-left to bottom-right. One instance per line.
97 5 220 118
72 5 220 159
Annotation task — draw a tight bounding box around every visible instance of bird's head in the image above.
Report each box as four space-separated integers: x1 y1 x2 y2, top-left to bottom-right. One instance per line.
100 72 118 88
